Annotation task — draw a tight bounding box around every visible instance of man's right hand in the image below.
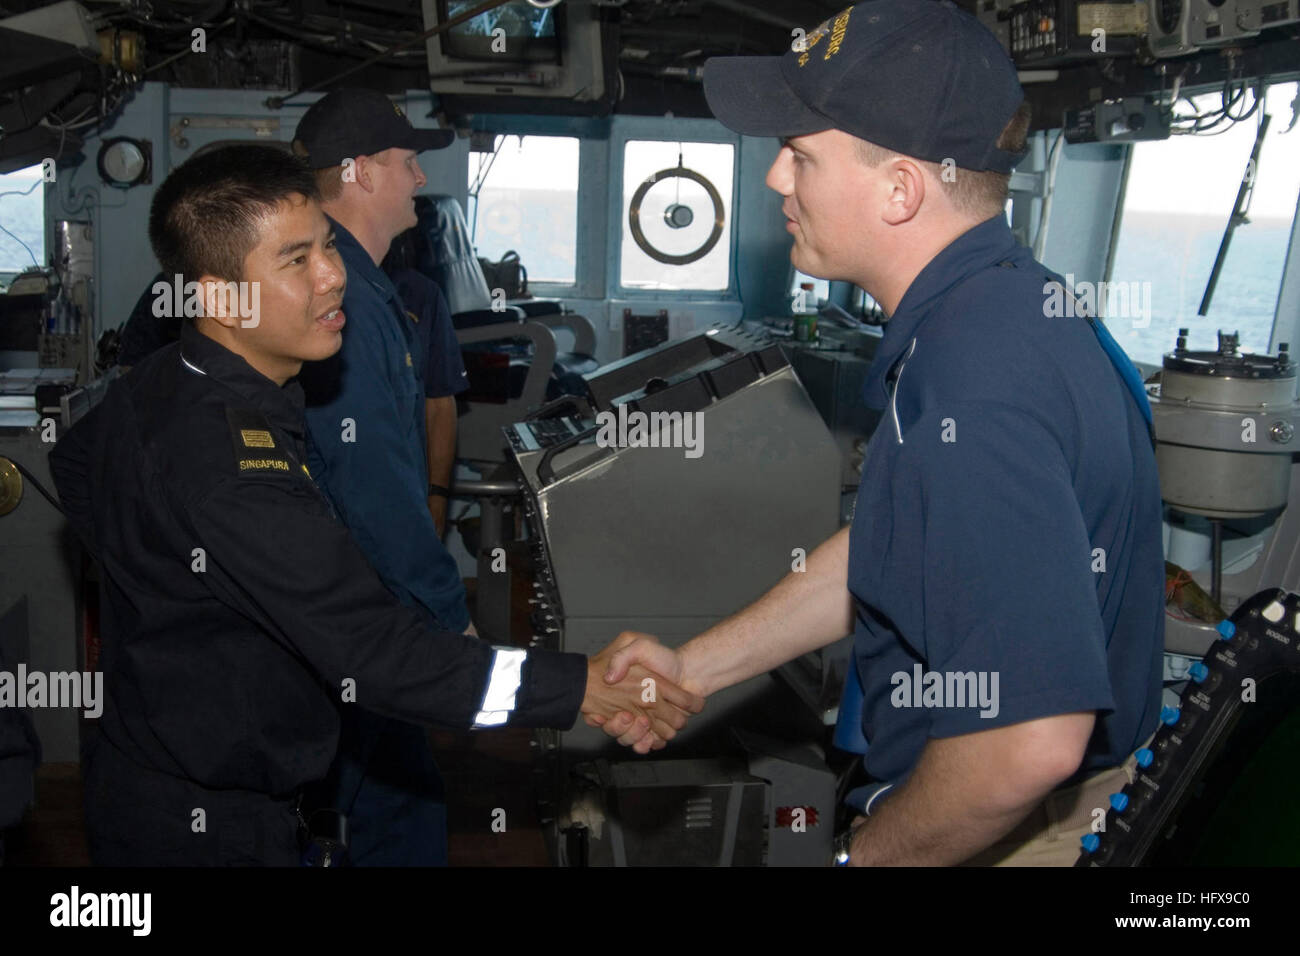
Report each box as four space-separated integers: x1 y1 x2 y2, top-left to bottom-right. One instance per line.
582 529 854 749
583 632 704 751
602 631 700 695
580 632 704 754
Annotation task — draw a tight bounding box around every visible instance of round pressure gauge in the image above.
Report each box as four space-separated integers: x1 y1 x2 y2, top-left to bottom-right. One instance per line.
97 137 151 188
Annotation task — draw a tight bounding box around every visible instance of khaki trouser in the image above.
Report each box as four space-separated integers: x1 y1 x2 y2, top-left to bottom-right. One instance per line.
961 731 1157 867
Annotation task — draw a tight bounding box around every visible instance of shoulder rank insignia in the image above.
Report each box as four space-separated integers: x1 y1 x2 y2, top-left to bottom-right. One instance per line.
240 428 275 448
226 407 293 475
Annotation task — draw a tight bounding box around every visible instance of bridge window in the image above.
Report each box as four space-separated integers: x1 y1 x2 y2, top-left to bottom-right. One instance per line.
467 135 579 284
1107 81 1300 365
620 140 734 292
0 164 46 284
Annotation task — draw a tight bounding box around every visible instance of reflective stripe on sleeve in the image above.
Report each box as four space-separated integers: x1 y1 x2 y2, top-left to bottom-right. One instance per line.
472 647 527 728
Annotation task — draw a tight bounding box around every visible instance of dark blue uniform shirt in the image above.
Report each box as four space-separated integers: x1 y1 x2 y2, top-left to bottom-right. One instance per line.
848 214 1164 786
301 219 469 633
390 267 470 400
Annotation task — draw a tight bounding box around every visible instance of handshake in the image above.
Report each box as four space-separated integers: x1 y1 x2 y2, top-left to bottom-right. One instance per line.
578 632 706 754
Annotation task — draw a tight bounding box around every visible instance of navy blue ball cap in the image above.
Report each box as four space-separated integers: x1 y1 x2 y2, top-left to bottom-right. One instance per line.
293 88 454 169
703 0 1027 173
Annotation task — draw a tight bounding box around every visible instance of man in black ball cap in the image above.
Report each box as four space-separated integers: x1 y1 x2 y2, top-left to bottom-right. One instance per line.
290 88 486 866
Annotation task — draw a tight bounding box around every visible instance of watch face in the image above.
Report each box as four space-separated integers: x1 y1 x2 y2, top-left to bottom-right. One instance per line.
833 831 853 865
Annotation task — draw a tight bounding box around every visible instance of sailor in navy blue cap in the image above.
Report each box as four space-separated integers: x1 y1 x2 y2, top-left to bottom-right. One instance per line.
293 87 456 168
595 0 1165 866
292 90 470 866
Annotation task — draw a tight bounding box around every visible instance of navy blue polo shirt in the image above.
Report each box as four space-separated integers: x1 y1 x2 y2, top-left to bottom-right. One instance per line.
390 267 470 400
299 219 470 634
848 214 1164 786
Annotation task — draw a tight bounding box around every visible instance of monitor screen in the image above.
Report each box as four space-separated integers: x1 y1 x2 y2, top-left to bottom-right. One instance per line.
438 0 562 64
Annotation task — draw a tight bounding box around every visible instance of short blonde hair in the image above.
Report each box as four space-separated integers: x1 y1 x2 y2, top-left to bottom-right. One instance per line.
853 101 1032 219
289 139 397 202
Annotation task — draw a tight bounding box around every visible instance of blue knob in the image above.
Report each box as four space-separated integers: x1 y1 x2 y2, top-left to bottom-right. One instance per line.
1109 792 1129 812
1189 662 1210 683
1217 619 1236 640
1161 705 1181 726
1081 833 1101 853
1135 748 1154 768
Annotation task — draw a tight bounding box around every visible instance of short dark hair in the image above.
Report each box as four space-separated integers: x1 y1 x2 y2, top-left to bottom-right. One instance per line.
854 101 1032 219
148 144 321 285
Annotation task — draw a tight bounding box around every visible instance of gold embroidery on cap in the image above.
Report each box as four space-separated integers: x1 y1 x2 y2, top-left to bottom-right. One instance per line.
825 8 852 60
798 19 830 67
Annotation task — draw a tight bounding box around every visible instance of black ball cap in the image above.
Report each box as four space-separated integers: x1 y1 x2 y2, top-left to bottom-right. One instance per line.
702 0 1027 173
293 88 454 168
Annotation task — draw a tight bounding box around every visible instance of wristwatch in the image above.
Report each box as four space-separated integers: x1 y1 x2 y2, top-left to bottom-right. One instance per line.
832 829 854 867
428 483 451 498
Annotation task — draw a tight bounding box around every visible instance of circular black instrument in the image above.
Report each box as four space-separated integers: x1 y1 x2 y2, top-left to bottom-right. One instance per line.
628 165 725 266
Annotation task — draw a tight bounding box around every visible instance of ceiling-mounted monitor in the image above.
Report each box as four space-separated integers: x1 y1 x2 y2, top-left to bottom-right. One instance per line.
438 0 561 64
422 0 609 108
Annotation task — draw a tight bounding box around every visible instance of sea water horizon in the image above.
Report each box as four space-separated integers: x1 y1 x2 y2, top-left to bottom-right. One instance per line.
1104 208 1296 366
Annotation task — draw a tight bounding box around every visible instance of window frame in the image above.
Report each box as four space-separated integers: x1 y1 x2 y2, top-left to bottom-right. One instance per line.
0 165 49 280
1102 80 1300 373
464 130 589 297
610 118 741 301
